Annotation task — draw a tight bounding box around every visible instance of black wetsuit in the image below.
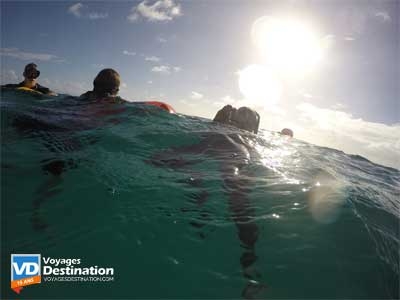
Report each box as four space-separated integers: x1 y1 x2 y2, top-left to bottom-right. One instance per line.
1 81 52 95
79 90 127 103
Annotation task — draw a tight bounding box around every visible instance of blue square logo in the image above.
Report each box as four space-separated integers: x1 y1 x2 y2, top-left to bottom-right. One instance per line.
11 254 41 287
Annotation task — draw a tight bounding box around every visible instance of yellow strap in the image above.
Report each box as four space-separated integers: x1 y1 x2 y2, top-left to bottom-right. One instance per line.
16 87 43 95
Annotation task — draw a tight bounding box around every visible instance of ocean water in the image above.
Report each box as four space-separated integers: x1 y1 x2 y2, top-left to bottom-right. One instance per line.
1 90 399 299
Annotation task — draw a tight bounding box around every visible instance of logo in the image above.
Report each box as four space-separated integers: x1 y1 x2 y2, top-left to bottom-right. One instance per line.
11 254 41 294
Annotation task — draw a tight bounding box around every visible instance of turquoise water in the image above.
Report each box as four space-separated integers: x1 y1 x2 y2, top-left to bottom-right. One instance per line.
1 90 399 299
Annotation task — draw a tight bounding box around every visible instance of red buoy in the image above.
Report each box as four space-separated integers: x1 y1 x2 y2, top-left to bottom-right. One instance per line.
146 101 176 114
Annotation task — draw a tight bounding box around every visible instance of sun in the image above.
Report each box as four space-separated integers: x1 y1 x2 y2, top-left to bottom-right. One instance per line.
251 16 324 76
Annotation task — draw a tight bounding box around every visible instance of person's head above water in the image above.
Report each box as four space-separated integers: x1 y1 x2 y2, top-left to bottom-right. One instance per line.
280 128 293 137
0 62 56 95
93 68 121 97
22 63 40 88
213 105 260 134
23 63 40 79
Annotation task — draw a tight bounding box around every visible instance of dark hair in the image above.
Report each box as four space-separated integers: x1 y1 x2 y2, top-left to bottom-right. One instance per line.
236 107 260 134
23 63 40 78
93 68 120 96
213 105 260 134
281 128 293 137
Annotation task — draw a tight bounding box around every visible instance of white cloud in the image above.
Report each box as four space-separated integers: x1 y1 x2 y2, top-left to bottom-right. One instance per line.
344 36 355 41
0 69 20 84
0 48 58 62
123 50 136 56
151 65 181 75
147 80 153 84
127 0 182 22
121 82 128 89
91 63 105 69
88 12 108 20
145 55 161 62
68 3 108 20
293 103 400 169
151 65 170 74
331 103 347 110
190 91 203 100
127 13 139 22
68 3 83 17
374 11 391 22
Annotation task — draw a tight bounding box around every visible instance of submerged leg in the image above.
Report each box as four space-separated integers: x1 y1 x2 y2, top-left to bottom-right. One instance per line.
222 165 265 299
31 160 66 231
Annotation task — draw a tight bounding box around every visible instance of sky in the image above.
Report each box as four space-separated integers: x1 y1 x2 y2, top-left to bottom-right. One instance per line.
1 0 399 169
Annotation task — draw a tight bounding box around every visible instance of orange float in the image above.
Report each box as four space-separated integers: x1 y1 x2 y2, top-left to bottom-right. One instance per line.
142 101 176 114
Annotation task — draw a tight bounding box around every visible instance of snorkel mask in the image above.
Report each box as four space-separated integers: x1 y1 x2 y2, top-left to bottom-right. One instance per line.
23 63 40 79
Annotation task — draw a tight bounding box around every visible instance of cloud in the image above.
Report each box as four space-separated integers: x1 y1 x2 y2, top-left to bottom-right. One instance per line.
374 11 391 22
91 63 105 69
145 55 161 62
293 103 400 169
88 12 108 20
68 3 83 17
123 50 136 56
0 48 59 62
331 103 347 110
190 91 203 100
0 69 20 84
151 65 171 74
151 65 181 75
68 3 108 20
127 0 182 22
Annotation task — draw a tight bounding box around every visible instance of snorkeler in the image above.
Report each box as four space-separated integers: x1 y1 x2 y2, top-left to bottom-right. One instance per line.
280 128 293 137
214 105 260 134
149 105 264 298
1 63 57 96
80 68 127 102
13 70 127 232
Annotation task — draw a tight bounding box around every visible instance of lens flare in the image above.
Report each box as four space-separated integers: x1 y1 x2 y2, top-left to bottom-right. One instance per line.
307 172 345 224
